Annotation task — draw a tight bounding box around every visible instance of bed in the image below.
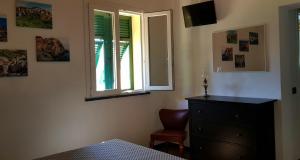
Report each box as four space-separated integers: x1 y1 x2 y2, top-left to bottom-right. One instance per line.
35 139 185 160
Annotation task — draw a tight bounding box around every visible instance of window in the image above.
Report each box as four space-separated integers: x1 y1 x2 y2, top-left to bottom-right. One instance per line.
86 3 173 98
143 11 173 90
94 10 116 92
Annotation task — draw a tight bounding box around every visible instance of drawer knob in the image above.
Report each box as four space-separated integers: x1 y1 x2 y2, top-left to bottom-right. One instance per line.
197 127 203 132
197 110 202 113
234 114 240 119
236 133 243 137
199 146 203 150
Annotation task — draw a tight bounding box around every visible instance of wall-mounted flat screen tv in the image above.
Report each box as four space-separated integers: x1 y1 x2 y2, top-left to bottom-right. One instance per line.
182 1 217 28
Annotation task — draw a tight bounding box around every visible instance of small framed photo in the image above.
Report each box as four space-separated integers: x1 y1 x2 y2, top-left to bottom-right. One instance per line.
221 47 233 61
249 32 259 45
235 55 245 68
226 30 237 44
239 40 249 52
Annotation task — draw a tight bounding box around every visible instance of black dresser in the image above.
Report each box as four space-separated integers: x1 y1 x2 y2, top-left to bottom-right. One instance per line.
186 96 276 160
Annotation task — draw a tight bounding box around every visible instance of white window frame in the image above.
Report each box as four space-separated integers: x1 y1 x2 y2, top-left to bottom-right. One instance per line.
119 10 145 92
143 10 174 91
87 3 121 97
85 2 173 98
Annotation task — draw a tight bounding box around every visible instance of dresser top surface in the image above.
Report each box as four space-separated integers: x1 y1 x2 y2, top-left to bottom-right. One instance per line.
185 95 276 104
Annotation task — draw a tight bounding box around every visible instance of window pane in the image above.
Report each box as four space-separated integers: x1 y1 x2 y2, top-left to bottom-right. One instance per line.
119 15 133 90
119 12 143 91
95 38 105 91
131 14 143 90
94 10 116 91
120 41 131 90
148 15 169 86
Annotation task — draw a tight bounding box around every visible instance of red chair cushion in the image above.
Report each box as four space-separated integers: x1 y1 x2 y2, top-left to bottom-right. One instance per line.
151 130 186 142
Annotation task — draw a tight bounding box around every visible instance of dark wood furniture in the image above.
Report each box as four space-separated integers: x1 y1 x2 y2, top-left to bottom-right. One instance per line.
186 96 276 160
150 109 189 157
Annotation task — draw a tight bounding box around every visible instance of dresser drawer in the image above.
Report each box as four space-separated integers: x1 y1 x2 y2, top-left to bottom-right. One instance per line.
191 121 256 146
189 101 256 125
190 137 255 160
187 96 275 160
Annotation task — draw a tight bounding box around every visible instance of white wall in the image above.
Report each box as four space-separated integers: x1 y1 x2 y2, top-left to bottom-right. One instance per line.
166 0 300 160
0 0 174 159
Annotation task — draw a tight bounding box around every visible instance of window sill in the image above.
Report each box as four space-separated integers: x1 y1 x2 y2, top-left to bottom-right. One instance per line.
85 91 150 101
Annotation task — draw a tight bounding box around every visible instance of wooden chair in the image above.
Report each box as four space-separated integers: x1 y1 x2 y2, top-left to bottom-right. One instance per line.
150 109 189 157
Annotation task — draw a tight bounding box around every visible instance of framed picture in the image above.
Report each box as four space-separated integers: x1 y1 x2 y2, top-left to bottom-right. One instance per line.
226 30 237 44
213 25 266 72
221 47 233 61
0 49 28 77
249 32 259 45
235 55 245 68
36 36 70 61
16 1 52 29
239 40 249 52
0 16 7 42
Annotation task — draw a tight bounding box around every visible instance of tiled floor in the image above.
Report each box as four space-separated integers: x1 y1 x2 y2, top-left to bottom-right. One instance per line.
153 142 190 159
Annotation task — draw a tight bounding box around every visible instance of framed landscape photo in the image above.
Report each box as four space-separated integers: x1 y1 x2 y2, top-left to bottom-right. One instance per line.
0 49 28 77
0 16 7 42
36 36 70 61
16 1 53 29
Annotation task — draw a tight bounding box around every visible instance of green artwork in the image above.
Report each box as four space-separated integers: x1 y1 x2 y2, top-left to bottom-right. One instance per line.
16 1 52 29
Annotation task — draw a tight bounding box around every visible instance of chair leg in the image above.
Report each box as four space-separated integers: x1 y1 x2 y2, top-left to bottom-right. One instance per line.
149 137 154 148
179 143 184 157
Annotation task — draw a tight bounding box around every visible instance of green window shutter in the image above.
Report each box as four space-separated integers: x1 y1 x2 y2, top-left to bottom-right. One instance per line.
94 15 105 37
120 16 131 39
95 40 103 67
119 15 134 89
120 41 130 59
119 16 132 60
94 11 114 90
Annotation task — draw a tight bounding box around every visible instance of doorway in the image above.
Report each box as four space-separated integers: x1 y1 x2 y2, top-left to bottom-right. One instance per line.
279 4 300 160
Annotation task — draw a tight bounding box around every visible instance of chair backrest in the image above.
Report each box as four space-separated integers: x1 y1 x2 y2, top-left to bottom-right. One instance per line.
159 109 189 130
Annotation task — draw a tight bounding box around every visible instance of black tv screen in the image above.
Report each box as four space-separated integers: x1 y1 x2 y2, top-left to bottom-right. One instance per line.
182 1 217 27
